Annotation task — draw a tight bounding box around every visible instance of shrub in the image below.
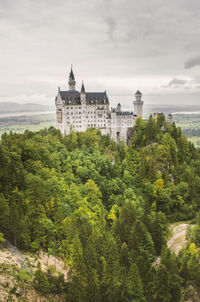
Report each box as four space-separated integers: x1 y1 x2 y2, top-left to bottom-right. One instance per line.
33 269 50 294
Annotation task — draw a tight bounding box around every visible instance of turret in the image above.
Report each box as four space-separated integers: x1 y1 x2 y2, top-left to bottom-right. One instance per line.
68 66 76 90
135 90 142 102
55 86 62 106
133 90 143 117
80 81 86 103
116 103 121 112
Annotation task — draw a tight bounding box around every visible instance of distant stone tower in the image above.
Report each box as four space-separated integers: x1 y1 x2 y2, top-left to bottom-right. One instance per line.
68 66 76 90
133 90 143 117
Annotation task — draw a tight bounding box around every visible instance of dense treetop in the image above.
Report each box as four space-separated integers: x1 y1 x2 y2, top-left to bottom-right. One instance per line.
0 115 200 301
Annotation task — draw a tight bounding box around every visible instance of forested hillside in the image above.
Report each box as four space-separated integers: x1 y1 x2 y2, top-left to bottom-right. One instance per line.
0 115 200 301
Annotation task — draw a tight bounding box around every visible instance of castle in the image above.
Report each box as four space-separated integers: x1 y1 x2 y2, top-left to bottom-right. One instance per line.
55 67 144 144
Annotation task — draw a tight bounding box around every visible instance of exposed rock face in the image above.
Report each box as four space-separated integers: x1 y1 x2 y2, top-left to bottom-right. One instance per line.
167 223 190 255
0 248 68 302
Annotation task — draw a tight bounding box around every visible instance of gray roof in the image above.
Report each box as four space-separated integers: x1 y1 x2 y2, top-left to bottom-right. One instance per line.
60 90 80 105
116 111 133 116
111 108 133 115
59 90 109 105
86 92 109 104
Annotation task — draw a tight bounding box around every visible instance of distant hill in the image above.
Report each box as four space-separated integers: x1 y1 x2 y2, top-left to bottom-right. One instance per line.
0 102 55 115
143 104 200 118
2 102 200 117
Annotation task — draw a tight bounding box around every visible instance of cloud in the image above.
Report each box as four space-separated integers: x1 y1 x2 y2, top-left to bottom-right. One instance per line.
162 76 200 92
168 78 187 86
0 0 200 104
0 94 52 105
184 56 200 69
103 16 117 41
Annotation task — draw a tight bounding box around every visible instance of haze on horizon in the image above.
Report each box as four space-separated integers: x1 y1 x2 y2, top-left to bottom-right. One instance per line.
0 0 200 107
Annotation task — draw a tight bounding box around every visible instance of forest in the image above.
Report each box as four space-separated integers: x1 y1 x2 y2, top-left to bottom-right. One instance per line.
0 114 200 301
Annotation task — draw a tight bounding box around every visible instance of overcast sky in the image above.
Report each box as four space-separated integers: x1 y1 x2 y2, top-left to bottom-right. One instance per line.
0 0 200 106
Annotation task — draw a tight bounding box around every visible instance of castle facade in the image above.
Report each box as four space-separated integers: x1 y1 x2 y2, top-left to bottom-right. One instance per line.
55 68 144 144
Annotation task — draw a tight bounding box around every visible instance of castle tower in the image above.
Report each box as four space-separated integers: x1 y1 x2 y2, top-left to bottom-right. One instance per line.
133 90 143 117
80 81 86 103
116 103 121 112
68 66 76 90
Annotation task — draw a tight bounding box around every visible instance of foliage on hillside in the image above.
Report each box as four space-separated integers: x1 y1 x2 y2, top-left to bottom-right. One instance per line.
0 115 200 301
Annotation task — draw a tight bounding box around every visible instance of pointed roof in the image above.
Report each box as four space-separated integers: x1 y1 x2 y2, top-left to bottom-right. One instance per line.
135 90 142 95
69 66 75 81
81 81 85 93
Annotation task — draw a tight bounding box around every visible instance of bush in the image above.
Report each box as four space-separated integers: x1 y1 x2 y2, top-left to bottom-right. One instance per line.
33 268 67 295
33 269 50 294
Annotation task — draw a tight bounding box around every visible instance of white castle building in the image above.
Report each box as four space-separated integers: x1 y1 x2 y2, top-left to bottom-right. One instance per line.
55 67 144 144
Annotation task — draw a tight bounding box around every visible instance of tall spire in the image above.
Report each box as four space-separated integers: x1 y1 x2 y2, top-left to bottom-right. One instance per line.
69 65 75 81
68 65 76 90
81 81 85 93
